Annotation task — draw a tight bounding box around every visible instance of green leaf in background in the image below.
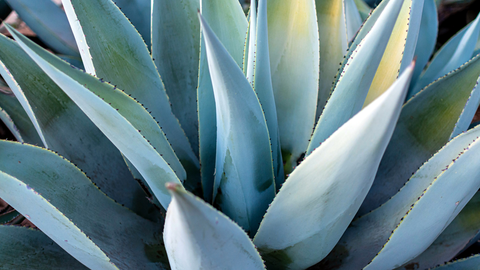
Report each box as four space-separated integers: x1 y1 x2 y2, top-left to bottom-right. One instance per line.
267 0 319 175
253 64 413 270
0 91 42 145
200 13 275 235
8 25 184 209
114 0 151 48
0 32 154 218
164 184 266 270
410 11 480 96
307 0 405 155
354 0 373 20
360 54 480 215
321 125 480 270
6 0 79 56
0 141 168 269
62 0 200 187
0 226 87 269
198 0 248 202
397 192 480 270
151 0 200 158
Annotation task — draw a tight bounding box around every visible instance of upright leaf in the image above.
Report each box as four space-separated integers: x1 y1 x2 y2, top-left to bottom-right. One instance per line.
253 65 413 270
164 184 266 270
267 0 319 174
5 0 79 56
200 14 275 235
315 0 348 121
152 0 200 157
114 0 151 48
307 0 405 154
198 0 248 202
9 26 184 209
344 0 363 42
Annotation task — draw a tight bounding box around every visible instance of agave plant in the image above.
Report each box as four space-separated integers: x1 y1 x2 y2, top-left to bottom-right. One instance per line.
1 0 480 269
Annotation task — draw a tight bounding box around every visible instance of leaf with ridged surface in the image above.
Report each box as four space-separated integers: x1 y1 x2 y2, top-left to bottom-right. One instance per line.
0 141 169 269
0 32 153 217
200 14 275 235
360 54 480 215
253 64 413 270
307 0 404 155
397 191 480 270
61 0 199 189
410 12 480 96
164 184 266 270
314 0 348 122
431 254 480 269
253 0 284 188
152 0 200 158
0 226 87 269
320 126 480 270
268 0 319 175
198 0 247 202
5 0 78 56
407 0 438 98
8 25 184 209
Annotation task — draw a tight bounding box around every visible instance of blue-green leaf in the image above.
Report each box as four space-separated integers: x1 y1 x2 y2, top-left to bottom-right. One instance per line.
410 12 480 96
315 0 348 121
253 0 284 188
360 54 480 215
198 0 248 202
397 192 480 270
164 183 266 270
0 32 154 217
0 226 87 269
6 0 78 56
321 126 480 269
113 0 151 48
345 0 363 42
408 0 438 97
307 0 405 154
200 13 275 235
8 25 184 209
431 254 480 269
0 141 168 269
253 64 413 270
62 0 199 186
267 0 319 174
152 0 200 159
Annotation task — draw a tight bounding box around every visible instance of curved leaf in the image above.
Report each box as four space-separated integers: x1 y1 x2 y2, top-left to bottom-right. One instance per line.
398 191 480 270
253 64 413 270
0 32 153 217
197 0 248 201
8 25 184 209
307 0 405 154
360 54 480 215
410 12 480 96
321 126 480 270
267 0 319 174
62 0 199 185
0 141 168 269
5 0 79 56
164 183 265 270
152 0 200 158
200 14 275 235
0 226 87 269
